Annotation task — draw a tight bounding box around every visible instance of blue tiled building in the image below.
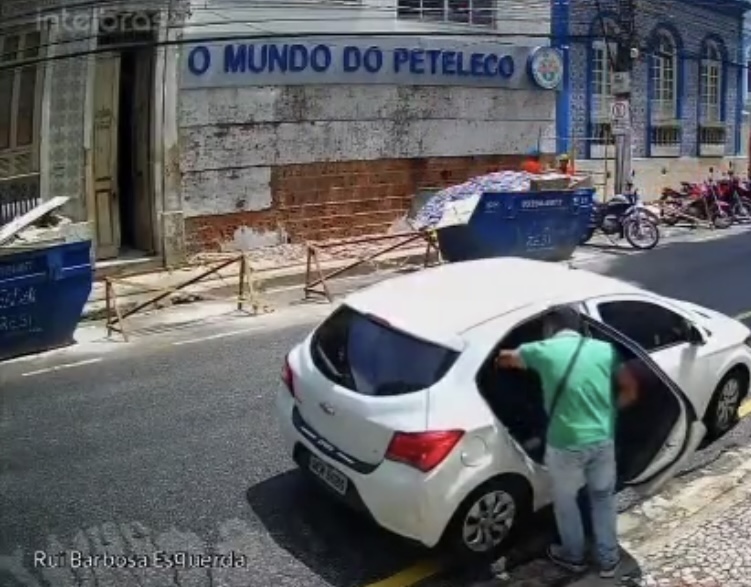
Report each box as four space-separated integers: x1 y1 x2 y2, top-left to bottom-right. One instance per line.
553 0 750 188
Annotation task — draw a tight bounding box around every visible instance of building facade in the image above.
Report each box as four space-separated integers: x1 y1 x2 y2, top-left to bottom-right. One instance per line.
0 0 187 267
0 0 562 265
177 0 560 254
558 0 750 193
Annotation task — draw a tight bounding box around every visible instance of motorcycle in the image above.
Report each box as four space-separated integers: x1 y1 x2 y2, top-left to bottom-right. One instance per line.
659 167 733 229
718 162 751 223
580 173 661 250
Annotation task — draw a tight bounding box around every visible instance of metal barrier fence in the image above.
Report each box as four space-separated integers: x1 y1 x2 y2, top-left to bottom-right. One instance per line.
0 173 40 225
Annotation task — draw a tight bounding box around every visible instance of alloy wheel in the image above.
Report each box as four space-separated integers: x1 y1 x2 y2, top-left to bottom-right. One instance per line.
714 378 740 431
462 490 516 552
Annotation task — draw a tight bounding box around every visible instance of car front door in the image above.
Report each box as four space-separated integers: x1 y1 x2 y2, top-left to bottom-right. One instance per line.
580 313 706 496
583 294 722 418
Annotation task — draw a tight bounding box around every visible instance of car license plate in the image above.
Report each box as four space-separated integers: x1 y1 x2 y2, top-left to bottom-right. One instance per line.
308 454 348 495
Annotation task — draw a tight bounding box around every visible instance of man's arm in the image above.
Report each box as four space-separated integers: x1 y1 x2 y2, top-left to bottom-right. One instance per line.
494 341 544 371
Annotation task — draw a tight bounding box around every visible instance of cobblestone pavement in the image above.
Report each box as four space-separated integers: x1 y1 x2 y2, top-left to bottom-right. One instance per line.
618 492 751 587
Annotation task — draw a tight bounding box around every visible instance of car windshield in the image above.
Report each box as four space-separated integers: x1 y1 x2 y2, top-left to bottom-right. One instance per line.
311 305 458 396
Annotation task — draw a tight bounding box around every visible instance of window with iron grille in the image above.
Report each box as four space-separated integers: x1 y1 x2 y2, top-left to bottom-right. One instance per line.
397 0 494 27
0 29 43 179
699 126 725 145
650 125 681 147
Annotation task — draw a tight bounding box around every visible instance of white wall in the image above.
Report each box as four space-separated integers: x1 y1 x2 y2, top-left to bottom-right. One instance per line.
178 85 555 217
177 0 555 218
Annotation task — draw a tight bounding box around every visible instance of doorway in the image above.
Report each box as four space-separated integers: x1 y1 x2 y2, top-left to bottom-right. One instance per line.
91 26 156 260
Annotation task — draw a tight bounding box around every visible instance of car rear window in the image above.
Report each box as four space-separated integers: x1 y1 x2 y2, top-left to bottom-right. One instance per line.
310 305 458 396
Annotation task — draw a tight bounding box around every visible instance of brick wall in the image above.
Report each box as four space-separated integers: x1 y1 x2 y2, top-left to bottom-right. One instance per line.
184 154 528 251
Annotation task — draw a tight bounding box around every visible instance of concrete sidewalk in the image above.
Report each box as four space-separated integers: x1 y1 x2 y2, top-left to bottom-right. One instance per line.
83 223 750 323
496 445 751 586
83 241 432 321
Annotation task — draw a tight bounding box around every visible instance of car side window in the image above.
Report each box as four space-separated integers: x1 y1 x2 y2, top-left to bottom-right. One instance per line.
597 300 689 351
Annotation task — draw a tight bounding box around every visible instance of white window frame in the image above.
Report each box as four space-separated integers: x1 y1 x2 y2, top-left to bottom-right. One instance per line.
699 41 725 156
589 21 617 160
700 42 722 124
0 28 44 179
650 31 680 156
396 0 495 28
651 32 678 122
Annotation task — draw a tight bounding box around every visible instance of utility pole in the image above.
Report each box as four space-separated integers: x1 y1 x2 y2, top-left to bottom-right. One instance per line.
611 0 637 194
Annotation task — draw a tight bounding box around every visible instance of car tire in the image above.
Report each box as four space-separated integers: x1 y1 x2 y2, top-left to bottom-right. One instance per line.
441 475 532 562
704 368 748 439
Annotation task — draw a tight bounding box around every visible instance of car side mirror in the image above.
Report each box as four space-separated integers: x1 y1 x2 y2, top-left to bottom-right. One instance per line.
686 323 707 345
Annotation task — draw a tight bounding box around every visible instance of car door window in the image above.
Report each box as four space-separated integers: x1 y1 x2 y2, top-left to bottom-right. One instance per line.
597 300 689 352
582 315 692 486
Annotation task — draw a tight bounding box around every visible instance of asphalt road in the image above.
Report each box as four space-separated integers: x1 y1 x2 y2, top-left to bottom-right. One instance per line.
1 227 750 587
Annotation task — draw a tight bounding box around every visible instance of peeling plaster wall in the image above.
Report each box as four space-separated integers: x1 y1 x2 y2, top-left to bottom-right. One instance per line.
178 85 556 217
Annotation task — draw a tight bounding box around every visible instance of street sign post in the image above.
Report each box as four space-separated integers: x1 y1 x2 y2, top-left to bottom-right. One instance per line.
610 99 630 133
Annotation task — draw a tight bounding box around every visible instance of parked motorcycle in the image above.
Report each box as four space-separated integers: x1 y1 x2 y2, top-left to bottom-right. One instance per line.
580 173 661 249
718 162 751 223
659 167 732 229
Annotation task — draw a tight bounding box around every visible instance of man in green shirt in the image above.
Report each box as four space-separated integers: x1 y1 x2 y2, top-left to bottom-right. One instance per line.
496 306 638 579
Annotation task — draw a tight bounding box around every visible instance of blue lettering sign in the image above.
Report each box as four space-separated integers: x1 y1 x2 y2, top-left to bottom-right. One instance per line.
289 44 308 72
362 47 383 73
268 44 288 72
343 45 360 72
393 48 409 73
194 41 524 85
224 44 245 73
498 55 515 78
188 46 210 75
309 44 332 72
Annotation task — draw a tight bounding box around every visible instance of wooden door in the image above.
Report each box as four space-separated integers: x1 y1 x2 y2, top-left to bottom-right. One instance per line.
132 49 154 252
92 53 121 260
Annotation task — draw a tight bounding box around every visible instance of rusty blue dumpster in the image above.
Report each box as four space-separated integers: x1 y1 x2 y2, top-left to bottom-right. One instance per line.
0 240 93 361
435 189 595 263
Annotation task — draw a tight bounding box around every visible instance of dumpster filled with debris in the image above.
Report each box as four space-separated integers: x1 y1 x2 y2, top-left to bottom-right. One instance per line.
0 197 93 361
410 171 595 263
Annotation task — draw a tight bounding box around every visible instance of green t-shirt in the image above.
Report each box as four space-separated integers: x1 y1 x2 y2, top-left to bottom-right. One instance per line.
518 331 619 449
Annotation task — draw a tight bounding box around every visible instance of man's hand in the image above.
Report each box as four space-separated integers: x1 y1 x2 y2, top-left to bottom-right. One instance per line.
616 362 640 408
494 349 526 370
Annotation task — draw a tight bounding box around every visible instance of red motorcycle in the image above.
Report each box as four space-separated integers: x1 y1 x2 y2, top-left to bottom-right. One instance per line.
659 167 732 228
715 165 751 223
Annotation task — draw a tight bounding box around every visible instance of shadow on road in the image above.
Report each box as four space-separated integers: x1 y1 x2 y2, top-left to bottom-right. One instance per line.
246 469 427 586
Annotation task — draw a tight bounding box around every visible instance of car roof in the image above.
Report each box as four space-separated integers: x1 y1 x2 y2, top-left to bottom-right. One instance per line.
344 257 642 347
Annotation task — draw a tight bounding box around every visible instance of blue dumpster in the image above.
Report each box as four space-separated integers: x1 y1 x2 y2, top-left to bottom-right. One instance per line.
436 189 595 263
0 240 93 361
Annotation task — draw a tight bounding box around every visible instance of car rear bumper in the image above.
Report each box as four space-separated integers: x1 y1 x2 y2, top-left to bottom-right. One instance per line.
274 388 447 547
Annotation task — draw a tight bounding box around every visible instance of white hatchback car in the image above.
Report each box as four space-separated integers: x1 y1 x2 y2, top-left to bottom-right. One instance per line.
275 258 751 558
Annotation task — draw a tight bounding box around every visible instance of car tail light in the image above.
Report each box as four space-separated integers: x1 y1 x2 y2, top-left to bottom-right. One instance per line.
281 354 295 398
385 430 464 472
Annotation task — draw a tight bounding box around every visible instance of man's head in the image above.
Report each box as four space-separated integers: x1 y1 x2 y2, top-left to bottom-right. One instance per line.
542 305 582 338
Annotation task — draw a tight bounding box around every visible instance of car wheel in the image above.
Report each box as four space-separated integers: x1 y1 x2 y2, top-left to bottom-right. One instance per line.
705 369 748 438
442 476 531 561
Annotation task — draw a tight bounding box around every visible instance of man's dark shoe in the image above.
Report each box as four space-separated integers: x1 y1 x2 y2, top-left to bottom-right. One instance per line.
546 545 587 573
599 558 621 579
